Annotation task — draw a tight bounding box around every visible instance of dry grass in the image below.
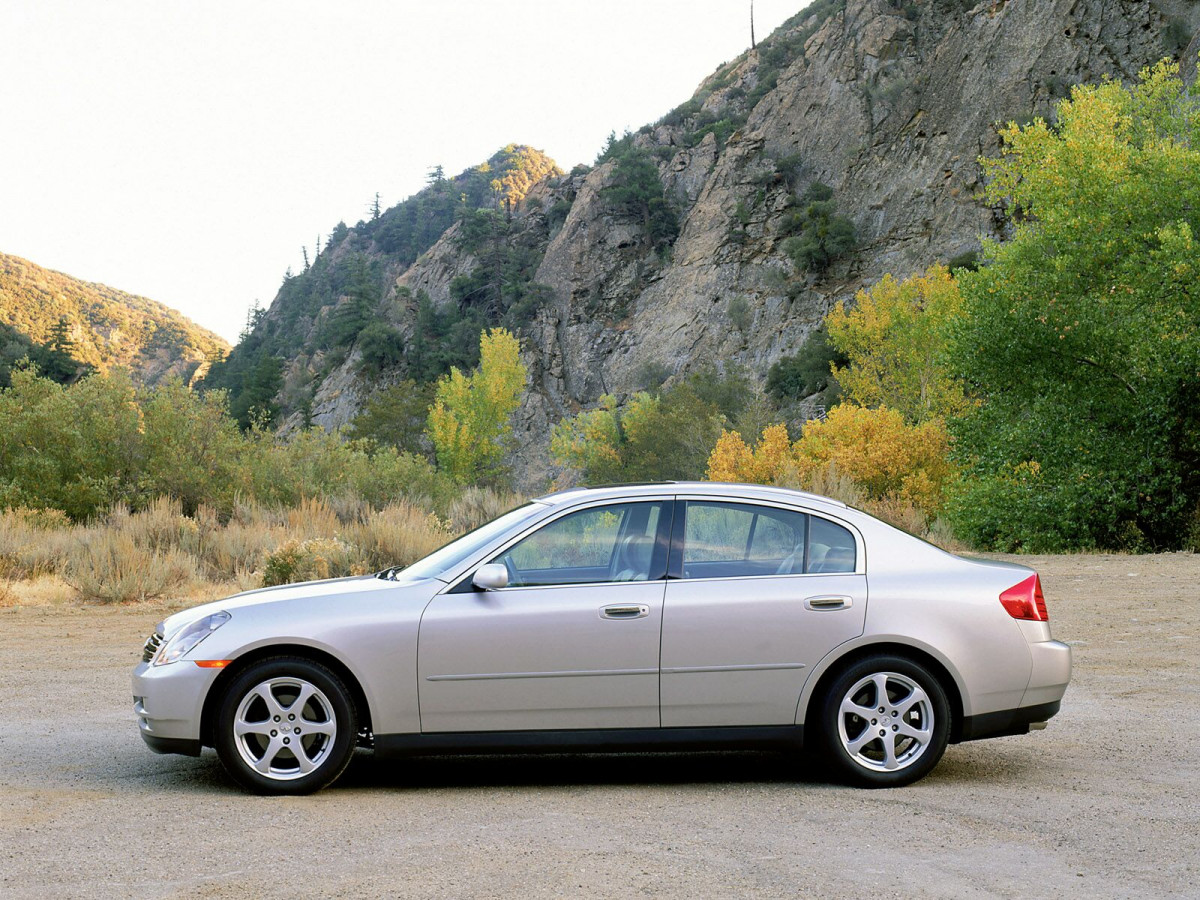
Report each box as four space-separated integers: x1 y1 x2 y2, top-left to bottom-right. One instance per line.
0 488 519 604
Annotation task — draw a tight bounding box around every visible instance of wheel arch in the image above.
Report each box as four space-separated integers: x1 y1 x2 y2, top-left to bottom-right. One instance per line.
200 644 374 747
799 641 968 743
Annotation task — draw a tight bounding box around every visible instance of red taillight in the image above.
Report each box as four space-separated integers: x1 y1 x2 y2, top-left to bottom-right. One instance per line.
999 574 1048 621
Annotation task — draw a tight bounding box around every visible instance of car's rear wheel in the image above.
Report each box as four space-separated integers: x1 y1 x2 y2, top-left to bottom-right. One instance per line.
215 657 357 794
818 654 950 788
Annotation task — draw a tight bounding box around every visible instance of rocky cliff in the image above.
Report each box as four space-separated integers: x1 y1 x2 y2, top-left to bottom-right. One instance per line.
223 0 1200 488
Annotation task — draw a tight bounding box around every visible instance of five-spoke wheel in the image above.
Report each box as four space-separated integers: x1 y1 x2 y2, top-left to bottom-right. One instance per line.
216 658 357 794
819 654 950 787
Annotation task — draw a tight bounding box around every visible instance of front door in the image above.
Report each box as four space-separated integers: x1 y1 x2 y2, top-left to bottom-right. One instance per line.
660 499 867 727
417 499 671 733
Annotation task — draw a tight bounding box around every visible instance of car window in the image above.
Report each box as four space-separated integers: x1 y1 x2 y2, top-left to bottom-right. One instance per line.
681 502 806 578
809 516 857 573
494 501 665 587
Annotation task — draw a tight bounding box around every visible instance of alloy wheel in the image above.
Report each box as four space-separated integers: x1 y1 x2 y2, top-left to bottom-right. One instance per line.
233 677 338 781
836 671 934 772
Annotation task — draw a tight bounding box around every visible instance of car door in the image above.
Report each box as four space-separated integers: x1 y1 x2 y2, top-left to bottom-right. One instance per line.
660 498 867 728
417 498 672 733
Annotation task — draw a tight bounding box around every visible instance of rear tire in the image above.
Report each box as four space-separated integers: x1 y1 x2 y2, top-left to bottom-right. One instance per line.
817 654 950 788
215 657 357 795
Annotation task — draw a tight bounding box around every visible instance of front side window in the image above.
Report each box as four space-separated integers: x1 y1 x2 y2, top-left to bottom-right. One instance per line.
678 501 856 578
492 501 666 587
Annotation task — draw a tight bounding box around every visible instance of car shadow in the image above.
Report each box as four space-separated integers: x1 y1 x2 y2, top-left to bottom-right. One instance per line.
122 742 1037 794
333 748 829 791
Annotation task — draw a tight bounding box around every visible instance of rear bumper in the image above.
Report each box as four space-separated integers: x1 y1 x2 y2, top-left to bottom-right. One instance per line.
956 699 1061 742
955 638 1069 742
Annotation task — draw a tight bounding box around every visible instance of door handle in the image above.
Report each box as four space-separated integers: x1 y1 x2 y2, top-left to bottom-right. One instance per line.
600 604 650 619
805 595 853 610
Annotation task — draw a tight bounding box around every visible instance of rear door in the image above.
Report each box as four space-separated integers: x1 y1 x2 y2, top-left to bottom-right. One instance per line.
417 498 671 732
660 498 867 727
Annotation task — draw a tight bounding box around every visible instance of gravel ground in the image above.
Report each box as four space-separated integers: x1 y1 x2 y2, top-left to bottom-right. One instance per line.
1 553 1197 899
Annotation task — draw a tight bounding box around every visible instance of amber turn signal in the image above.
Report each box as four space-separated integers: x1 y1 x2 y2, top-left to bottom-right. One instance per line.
194 660 231 668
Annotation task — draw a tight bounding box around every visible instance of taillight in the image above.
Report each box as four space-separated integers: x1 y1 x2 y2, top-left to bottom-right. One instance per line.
1000 574 1048 621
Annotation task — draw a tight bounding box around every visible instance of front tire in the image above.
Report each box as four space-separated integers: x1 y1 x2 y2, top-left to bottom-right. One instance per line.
215 657 357 794
817 654 950 788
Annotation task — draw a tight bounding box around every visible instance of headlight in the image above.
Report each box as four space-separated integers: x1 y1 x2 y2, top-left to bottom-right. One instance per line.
152 611 230 666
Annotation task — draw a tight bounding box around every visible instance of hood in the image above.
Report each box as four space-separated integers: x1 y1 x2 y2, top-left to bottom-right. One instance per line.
160 572 436 635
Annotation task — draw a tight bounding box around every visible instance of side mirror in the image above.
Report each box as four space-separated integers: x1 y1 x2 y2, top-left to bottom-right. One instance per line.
472 563 509 591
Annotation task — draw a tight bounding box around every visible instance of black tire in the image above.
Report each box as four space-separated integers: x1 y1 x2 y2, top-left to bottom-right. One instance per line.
215 657 358 795
816 654 951 788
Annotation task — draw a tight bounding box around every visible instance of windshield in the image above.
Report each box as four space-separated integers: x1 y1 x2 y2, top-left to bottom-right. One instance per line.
397 502 548 582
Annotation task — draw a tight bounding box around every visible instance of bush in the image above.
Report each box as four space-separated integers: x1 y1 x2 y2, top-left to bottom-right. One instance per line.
766 328 846 406
707 405 955 520
344 503 452 572
261 537 362 587
64 531 197 603
445 487 522 532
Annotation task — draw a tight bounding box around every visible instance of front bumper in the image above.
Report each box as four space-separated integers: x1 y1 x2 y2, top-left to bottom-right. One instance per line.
132 660 219 755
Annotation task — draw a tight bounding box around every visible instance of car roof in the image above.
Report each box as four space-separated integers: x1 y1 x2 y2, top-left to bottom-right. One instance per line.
535 481 848 510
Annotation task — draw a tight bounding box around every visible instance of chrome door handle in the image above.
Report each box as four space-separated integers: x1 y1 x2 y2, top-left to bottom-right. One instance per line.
600 604 650 619
805 595 853 610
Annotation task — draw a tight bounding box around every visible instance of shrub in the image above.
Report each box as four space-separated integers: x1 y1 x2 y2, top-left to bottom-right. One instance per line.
261 537 362 587
344 503 452 572
445 487 522 532
706 405 955 520
766 327 846 406
64 531 197 603
728 296 752 333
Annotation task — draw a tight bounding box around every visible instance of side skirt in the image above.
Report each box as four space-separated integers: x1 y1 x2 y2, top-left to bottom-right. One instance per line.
374 725 805 758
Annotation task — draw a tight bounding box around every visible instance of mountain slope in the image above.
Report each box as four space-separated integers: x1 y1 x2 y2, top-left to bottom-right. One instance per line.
0 253 228 385
214 0 1200 485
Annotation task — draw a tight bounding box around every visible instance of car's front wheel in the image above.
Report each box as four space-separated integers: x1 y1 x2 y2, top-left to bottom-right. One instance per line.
215 657 357 794
817 654 950 788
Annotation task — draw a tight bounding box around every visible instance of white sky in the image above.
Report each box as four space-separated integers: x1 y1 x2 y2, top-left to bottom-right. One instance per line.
0 0 805 342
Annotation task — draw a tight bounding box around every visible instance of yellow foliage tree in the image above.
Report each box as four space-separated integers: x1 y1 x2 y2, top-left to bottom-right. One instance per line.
705 407 954 518
825 264 968 423
427 329 526 484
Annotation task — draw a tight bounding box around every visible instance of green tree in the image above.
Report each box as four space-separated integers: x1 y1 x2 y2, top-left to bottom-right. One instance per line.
551 369 759 484
0 368 143 518
427 329 527 483
948 60 1200 551
781 182 856 273
356 322 405 377
766 327 846 408
347 379 436 456
140 377 246 514
600 145 679 252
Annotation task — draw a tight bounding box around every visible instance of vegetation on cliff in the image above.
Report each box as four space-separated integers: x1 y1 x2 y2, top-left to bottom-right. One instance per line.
0 253 227 385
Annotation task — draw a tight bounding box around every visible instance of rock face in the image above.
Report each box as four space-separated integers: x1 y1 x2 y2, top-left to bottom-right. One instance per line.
260 0 1199 486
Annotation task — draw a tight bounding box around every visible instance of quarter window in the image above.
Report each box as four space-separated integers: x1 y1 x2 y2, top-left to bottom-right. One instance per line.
678 501 856 578
493 501 665 587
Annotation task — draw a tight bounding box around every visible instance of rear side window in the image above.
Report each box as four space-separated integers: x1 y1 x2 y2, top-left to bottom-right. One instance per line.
808 515 856 573
677 501 856 579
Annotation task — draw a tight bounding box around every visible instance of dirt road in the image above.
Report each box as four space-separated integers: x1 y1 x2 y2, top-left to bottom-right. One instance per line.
1 553 1197 899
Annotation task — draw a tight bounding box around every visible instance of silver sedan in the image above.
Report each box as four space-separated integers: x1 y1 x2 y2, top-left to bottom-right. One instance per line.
132 482 1071 793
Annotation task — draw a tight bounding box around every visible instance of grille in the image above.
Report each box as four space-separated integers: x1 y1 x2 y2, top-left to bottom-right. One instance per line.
142 631 164 663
